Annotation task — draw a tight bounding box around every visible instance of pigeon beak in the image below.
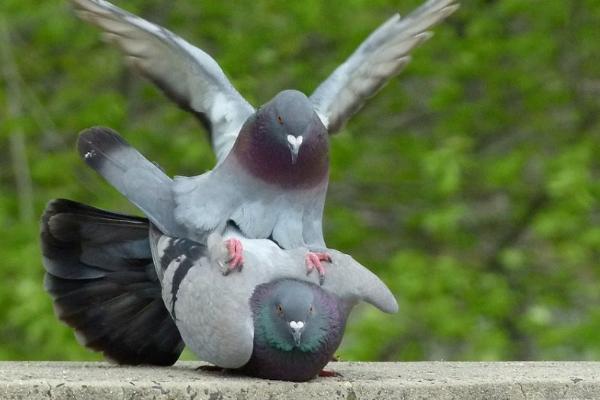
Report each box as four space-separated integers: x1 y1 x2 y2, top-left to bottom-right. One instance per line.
287 135 303 164
289 320 305 346
292 330 302 346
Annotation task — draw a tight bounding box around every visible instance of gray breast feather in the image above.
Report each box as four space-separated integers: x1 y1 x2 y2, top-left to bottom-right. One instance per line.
151 230 397 369
173 158 326 250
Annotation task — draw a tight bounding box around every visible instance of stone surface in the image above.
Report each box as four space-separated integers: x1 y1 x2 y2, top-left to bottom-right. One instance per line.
0 361 599 399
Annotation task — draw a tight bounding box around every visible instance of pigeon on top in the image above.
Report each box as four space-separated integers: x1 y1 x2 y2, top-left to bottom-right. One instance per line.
71 0 459 275
40 198 397 381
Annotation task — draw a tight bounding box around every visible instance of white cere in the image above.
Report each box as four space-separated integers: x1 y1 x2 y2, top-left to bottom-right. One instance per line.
287 135 303 148
289 321 305 330
84 150 95 159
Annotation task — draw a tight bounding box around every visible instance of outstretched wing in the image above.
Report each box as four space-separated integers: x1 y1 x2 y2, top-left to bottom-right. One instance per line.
309 0 459 133
71 0 255 161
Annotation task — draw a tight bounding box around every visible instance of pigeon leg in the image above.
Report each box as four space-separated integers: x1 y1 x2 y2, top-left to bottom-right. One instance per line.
305 252 332 284
224 238 244 274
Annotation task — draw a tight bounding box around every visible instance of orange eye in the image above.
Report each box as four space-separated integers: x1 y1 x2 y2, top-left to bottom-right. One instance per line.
277 116 284 124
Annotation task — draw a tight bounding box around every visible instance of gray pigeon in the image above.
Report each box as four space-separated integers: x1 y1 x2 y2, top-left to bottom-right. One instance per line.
41 199 397 381
71 0 459 276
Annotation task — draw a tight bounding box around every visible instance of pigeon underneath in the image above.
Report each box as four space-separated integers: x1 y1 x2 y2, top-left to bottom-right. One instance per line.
40 199 397 381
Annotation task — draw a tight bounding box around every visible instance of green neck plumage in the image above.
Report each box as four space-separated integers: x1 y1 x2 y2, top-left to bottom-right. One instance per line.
256 305 326 353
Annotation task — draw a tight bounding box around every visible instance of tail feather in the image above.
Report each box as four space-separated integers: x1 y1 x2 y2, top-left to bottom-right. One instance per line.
77 126 182 236
41 199 184 366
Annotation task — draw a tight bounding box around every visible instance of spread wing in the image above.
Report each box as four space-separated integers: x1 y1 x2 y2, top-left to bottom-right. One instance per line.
71 0 255 162
309 0 459 133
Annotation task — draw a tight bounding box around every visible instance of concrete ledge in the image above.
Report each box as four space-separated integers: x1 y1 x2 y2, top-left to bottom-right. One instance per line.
0 362 599 399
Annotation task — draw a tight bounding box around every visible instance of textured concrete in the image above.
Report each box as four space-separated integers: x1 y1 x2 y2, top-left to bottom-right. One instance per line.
0 361 599 399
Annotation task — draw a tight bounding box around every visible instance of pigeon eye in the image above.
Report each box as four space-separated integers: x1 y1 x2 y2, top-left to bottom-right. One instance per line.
277 115 284 124
276 304 284 316
309 305 314 314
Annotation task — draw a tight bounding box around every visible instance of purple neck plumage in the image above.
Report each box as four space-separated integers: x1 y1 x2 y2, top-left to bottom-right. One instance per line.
231 115 329 189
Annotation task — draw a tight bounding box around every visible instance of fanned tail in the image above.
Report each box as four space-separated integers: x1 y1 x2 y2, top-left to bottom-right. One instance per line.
41 199 184 365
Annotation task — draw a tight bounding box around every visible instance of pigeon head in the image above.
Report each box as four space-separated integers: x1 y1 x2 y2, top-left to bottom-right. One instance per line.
233 90 329 188
244 278 346 381
257 279 321 351
261 90 326 165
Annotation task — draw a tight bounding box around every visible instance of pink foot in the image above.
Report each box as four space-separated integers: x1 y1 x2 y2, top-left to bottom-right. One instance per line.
224 238 244 274
305 252 332 284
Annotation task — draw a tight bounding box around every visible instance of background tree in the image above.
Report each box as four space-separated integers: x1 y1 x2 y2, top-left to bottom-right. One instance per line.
0 0 598 361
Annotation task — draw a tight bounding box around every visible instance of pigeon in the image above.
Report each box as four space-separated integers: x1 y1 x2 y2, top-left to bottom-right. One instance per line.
70 0 459 276
41 198 398 381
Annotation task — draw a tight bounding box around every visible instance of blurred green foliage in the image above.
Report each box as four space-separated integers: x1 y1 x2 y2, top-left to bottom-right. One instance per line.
0 0 599 362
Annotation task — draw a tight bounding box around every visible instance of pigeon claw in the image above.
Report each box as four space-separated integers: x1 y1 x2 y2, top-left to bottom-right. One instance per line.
305 252 331 284
224 238 244 275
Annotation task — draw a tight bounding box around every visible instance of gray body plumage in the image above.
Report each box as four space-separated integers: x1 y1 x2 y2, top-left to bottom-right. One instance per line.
71 0 459 251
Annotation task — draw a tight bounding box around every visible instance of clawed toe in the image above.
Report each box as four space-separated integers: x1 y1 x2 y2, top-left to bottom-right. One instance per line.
305 252 332 284
223 238 244 275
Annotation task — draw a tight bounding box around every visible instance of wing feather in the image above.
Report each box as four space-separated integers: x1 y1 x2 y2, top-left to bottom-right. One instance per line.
71 0 255 161
310 0 459 133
